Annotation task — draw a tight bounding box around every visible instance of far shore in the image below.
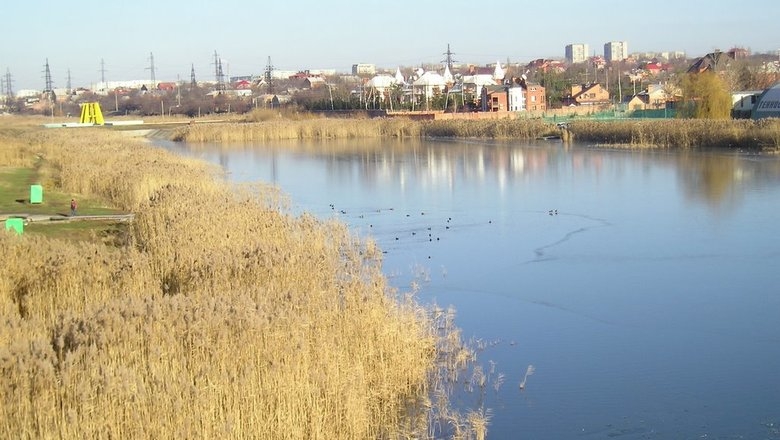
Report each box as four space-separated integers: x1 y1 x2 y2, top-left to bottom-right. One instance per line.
164 113 780 153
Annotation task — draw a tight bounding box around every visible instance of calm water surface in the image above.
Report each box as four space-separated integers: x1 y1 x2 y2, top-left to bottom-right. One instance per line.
162 137 780 439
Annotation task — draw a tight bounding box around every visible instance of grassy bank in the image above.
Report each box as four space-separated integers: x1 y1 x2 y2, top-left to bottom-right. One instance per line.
566 118 780 151
0 121 479 438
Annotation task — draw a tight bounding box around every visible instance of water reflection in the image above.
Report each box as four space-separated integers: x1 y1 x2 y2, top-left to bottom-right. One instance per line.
183 138 780 209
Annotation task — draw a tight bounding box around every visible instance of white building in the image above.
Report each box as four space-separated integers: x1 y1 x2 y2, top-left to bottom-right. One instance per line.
751 83 780 120
604 41 629 63
412 71 446 99
493 60 505 82
366 74 399 96
565 43 589 64
508 86 526 111
352 63 376 76
394 67 405 84
461 74 496 99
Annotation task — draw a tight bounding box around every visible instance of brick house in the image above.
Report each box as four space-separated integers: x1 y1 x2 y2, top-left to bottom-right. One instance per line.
481 85 509 112
480 80 547 112
563 83 610 107
525 83 547 111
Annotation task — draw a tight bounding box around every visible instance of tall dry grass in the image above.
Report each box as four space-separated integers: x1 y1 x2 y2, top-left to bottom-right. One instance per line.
174 117 555 143
567 118 780 151
421 118 553 139
0 121 483 439
174 118 424 143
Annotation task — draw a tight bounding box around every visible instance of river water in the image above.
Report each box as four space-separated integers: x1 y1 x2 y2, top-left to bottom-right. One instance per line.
161 137 780 439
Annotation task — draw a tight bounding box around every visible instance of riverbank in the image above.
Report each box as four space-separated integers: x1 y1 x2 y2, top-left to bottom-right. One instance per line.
172 114 780 152
0 122 477 438
561 118 780 151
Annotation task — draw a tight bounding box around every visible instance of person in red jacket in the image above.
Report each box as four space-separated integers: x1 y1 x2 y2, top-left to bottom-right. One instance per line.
70 198 77 216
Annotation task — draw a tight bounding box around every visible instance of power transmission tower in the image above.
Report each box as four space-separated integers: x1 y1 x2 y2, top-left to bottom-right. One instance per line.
43 59 53 92
66 69 72 95
264 56 274 95
42 59 55 101
442 43 458 71
147 52 156 89
213 50 226 92
3 68 13 98
100 58 107 84
190 63 197 89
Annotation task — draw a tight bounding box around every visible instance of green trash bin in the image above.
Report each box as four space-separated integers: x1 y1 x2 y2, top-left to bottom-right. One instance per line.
5 218 24 235
30 185 43 204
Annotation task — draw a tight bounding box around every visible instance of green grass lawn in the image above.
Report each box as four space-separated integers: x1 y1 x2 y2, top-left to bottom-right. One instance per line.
1 166 130 244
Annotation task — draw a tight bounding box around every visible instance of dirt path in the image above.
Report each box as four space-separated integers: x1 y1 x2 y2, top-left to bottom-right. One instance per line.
1 213 134 223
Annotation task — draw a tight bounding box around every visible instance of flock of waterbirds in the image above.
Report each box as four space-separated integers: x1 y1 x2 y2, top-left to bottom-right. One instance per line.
324 202 553 392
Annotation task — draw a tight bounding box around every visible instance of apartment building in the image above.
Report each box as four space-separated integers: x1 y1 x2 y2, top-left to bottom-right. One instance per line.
604 41 629 63
565 44 589 64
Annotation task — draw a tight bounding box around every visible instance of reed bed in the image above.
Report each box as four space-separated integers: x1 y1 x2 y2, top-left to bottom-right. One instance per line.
0 123 483 439
567 118 780 151
421 118 554 139
174 117 556 143
175 118 424 143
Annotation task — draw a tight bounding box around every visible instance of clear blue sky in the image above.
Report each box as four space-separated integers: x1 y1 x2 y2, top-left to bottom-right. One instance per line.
2 0 779 91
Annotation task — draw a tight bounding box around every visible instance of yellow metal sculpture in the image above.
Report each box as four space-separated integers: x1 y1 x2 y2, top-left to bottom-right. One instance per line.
79 102 105 125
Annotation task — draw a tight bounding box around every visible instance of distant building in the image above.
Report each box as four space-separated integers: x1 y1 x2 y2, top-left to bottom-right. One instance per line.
303 77 326 89
625 84 678 111
525 83 547 111
412 71 446 99
481 85 509 112
751 83 780 120
687 51 735 73
565 44 589 64
731 90 762 119
527 59 566 74
563 83 610 107
604 41 628 63
157 82 176 92
727 47 751 59
643 61 669 76
352 63 376 76
479 80 546 112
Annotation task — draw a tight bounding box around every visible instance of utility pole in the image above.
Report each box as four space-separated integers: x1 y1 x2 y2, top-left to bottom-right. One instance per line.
264 56 274 95
441 43 458 72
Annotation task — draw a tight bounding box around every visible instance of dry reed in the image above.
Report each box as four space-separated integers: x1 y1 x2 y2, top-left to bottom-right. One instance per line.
0 120 483 439
567 118 780 151
174 117 555 143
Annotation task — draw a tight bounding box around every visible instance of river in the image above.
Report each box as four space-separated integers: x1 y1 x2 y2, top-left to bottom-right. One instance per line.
160 137 780 439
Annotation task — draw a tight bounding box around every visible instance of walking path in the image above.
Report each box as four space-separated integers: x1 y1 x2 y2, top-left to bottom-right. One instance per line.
1 213 134 223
